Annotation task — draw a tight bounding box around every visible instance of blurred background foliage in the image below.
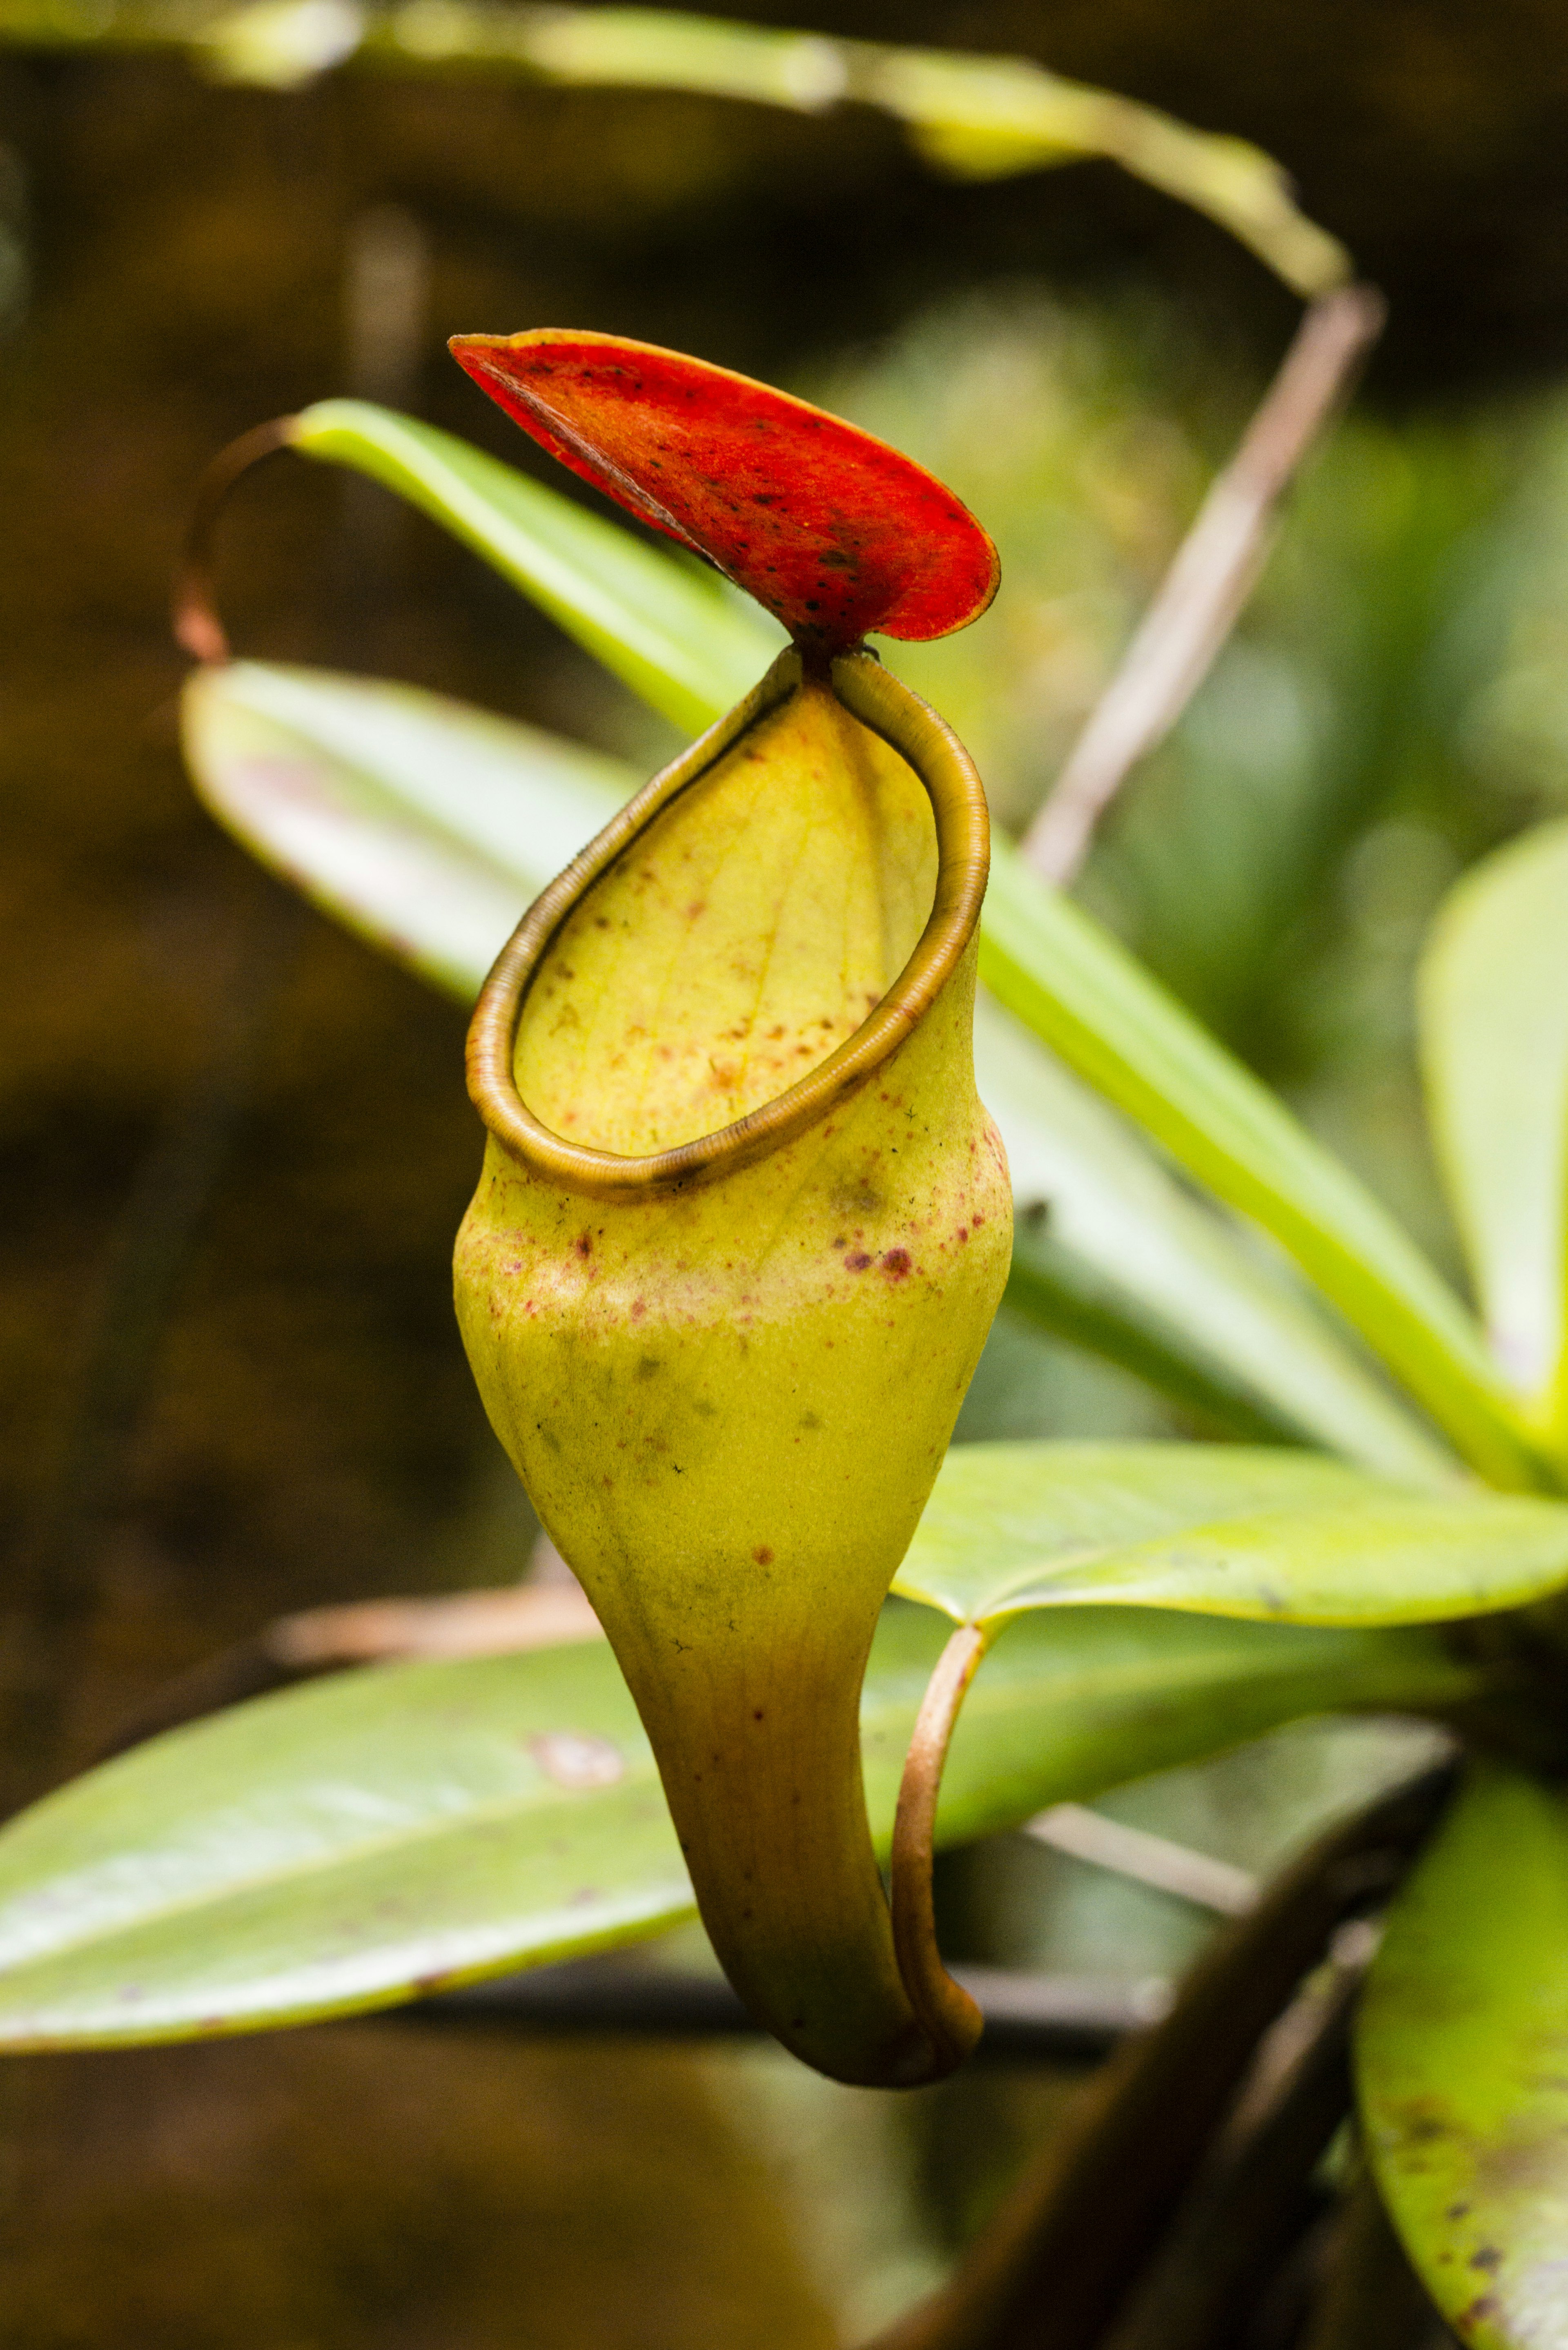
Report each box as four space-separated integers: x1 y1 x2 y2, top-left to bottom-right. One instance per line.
4 2 1568 2341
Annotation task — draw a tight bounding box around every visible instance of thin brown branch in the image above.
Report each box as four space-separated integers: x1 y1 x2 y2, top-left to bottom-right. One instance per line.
1024 1802 1258 1917
95 1582 603 1760
890 1621 988 2071
1098 1960 1365 2350
1020 283 1387 887
171 415 299 665
863 1764 1452 2350
269 1580 603 1668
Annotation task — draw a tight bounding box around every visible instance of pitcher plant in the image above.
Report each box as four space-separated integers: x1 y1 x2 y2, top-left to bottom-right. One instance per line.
444 332 1011 2086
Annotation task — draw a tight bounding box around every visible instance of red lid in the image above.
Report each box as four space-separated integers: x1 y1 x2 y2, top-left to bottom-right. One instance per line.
449 329 999 657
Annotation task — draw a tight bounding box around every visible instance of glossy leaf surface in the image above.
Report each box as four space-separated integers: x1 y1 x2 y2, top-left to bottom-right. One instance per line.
1358 1762 1568 2350
1419 819 1568 1413
182 658 1453 1478
974 995 1454 1483
980 836 1544 1491
449 330 1000 653
0 1601 1474 2049
182 660 629 999
892 1441 1568 1628
290 398 782 735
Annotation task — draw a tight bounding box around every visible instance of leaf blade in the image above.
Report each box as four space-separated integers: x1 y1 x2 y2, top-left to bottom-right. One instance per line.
183 659 633 997
892 1441 1568 1628
0 1600 1474 2048
976 994 1456 1482
291 398 784 734
1419 818 1568 1415
980 836 1544 1490
1357 1761 1568 2350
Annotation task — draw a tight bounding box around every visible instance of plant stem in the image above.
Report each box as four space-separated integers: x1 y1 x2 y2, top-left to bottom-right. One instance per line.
1021 285 1386 888
891 1623 988 2070
1096 1964 1361 2350
865 1766 1454 2350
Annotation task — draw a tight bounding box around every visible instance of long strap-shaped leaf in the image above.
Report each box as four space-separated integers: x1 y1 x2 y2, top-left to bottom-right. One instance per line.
2 7 1348 299
980 842 1543 1489
182 656 1456 1482
1357 1761 1568 2350
1419 817 1568 1441
891 1442 1568 1630
0 1599 1477 2048
294 400 782 735
286 400 1536 1487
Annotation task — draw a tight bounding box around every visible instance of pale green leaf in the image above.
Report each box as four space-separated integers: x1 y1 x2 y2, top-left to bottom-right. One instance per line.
1419 818 1568 1416
0 7 1347 297
1357 1761 1568 2350
980 837 1544 1491
976 994 1455 1484
892 1440 1568 1628
290 399 784 735
0 1599 1474 2048
183 658 1454 1479
860 48 1347 296
183 659 630 998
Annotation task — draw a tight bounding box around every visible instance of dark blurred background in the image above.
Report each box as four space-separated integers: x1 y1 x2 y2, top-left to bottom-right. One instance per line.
4 4 1568 2340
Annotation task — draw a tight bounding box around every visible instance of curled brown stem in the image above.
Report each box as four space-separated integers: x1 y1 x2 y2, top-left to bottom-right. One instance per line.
1021 282 1387 887
171 415 299 664
866 1764 1453 2350
891 1622 989 2071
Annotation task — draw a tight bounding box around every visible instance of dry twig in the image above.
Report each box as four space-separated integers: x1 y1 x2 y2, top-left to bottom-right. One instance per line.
1021 285 1386 888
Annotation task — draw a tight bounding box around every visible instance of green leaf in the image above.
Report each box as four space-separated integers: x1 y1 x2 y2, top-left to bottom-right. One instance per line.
1357 1761 1568 2350
183 659 632 999
0 1599 1474 2048
183 659 1455 1480
290 399 784 736
1419 819 1568 1423
860 47 1348 296
2 7 1348 298
891 1441 1568 1629
976 995 1456 1484
980 836 1545 1491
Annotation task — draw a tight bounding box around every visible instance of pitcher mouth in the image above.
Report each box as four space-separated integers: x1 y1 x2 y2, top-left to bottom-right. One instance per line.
465 647 991 1203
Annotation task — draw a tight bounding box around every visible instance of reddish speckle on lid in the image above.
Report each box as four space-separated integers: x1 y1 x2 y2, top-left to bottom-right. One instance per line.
882 1249 912 1278
448 329 999 654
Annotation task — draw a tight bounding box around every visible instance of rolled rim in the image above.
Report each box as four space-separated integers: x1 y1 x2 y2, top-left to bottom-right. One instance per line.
465 647 991 1200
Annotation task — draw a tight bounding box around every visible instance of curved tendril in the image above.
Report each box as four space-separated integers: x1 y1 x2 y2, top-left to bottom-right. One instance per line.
892 1623 989 2072
172 417 300 666
466 648 991 1202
